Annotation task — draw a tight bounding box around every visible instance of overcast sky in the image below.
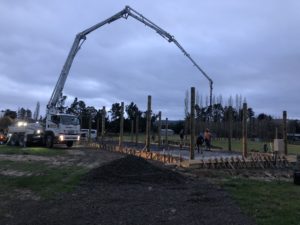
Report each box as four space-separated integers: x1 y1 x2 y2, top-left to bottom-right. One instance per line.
1 0 299 120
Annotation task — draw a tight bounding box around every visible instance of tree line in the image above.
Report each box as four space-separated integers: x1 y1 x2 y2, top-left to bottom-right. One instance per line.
1 94 300 141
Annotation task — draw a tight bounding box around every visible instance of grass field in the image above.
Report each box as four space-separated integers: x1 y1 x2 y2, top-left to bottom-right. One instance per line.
0 160 87 198
0 145 67 156
108 133 300 154
0 146 87 199
210 139 300 154
1 144 300 224
222 178 300 225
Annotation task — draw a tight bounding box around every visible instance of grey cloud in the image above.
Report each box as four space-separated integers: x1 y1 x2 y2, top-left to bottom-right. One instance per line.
1 0 299 119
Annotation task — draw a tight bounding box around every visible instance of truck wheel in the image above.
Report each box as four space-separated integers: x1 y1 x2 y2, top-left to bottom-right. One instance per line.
45 135 54 148
9 134 18 146
66 141 73 148
25 134 33 147
18 135 25 147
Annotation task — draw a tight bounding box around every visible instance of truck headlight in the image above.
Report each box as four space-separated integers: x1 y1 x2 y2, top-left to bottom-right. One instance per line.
59 135 64 141
77 135 80 141
17 122 27 127
36 129 41 134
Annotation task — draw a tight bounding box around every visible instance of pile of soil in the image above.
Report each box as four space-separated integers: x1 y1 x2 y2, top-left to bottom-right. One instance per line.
1 151 256 225
84 155 186 184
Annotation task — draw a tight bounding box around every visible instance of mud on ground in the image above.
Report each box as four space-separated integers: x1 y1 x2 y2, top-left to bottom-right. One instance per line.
0 148 256 225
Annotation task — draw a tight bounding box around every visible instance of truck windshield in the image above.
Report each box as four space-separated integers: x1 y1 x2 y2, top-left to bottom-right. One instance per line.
60 115 79 126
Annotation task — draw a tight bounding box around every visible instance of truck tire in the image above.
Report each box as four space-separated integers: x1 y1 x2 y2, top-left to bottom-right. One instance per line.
66 141 73 148
45 135 54 148
18 135 25 147
9 134 18 146
25 134 33 147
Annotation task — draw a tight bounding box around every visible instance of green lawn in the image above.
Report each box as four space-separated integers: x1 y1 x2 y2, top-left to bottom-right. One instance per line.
0 145 67 156
222 178 300 225
212 139 300 154
0 160 87 198
108 133 300 154
0 145 87 199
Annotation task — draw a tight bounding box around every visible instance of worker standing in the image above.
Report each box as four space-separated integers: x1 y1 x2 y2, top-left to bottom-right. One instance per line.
204 128 212 151
196 133 204 154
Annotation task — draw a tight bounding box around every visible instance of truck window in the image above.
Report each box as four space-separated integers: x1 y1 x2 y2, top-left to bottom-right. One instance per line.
51 115 60 124
60 115 80 126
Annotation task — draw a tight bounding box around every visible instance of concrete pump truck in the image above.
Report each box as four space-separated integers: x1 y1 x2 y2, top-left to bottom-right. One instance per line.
7 5 213 148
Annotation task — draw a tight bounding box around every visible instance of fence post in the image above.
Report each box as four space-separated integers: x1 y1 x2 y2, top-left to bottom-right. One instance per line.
158 111 162 147
135 109 139 146
228 106 233 151
101 106 106 143
165 117 169 149
190 87 195 160
88 115 92 143
283 110 287 155
96 116 100 141
119 102 124 149
146 95 151 152
242 103 248 158
130 120 134 143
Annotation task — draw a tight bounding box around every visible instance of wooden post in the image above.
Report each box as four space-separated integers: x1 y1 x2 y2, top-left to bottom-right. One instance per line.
158 111 162 147
88 116 92 143
101 106 106 142
135 110 139 146
119 102 124 149
96 116 100 141
130 120 134 143
165 117 169 149
283 110 287 155
228 106 232 151
146 95 151 152
242 103 248 157
190 87 195 160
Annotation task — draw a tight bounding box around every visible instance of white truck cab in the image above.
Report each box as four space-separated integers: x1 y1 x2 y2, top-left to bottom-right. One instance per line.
44 113 80 148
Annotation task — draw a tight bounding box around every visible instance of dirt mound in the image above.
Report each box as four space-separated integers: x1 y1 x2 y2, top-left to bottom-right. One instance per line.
84 155 185 184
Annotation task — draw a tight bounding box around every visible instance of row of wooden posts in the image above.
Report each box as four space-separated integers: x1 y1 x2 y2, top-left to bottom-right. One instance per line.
86 96 171 150
116 97 170 151
85 87 289 160
189 87 288 159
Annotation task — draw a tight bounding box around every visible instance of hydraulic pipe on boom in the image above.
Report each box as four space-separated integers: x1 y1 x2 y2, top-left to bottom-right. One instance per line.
47 5 213 112
126 6 213 106
47 8 128 112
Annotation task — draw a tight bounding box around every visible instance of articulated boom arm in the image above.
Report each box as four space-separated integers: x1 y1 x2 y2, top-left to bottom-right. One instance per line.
126 6 213 106
47 6 213 111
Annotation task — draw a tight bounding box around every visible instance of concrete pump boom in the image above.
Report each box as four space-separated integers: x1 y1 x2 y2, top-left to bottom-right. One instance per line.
47 5 213 112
